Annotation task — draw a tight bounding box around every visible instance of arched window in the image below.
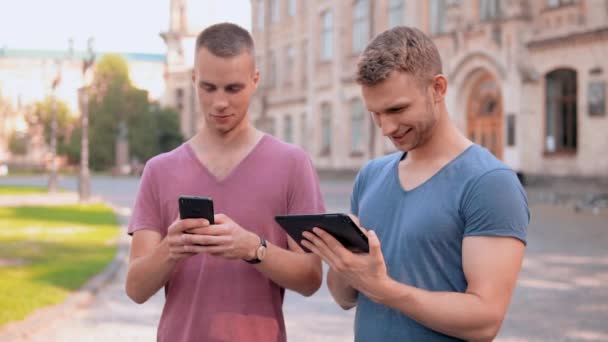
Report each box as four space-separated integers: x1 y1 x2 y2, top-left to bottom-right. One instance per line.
283 115 293 143
350 99 366 154
545 68 577 153
388 0 405 28
320 103 332 156
352 0 370 53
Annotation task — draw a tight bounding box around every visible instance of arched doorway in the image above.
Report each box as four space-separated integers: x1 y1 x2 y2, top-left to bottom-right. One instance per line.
466 72 503 159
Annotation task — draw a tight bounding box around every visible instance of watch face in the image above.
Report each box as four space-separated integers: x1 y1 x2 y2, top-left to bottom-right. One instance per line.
257 245 267 260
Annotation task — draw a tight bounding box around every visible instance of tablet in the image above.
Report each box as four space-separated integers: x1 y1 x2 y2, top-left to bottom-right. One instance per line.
275 213 369 253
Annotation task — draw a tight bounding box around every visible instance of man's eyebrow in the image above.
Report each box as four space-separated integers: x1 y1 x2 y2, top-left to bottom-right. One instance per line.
198 80 216 87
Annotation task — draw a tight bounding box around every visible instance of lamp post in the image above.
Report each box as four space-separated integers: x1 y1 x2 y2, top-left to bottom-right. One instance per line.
47 63 61 193
78 38 95 202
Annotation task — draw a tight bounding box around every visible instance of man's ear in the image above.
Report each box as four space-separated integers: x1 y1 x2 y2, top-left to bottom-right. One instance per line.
431 74 448 103
253 70 260 90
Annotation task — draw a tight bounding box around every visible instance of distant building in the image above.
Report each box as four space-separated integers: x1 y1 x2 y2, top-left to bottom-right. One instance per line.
0 48 165 164
246 0 608 178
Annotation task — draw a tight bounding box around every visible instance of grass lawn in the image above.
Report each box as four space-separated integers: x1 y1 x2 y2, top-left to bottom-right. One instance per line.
0 185 48 195
0 204 120 327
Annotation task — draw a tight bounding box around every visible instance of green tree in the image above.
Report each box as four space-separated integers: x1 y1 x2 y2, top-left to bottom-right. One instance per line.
155 106 183 153
33 97 77 157
87 54 184 171
88 54 132 170
8 131 28 155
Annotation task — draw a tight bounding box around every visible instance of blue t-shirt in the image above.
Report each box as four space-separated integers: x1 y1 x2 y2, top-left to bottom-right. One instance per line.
351 145 529 342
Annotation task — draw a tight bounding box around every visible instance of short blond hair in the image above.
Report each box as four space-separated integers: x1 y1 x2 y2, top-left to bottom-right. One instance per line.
356 26 442 87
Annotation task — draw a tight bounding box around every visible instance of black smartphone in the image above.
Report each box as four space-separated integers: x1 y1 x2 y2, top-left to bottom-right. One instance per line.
178 196 214 224
275 213 369 253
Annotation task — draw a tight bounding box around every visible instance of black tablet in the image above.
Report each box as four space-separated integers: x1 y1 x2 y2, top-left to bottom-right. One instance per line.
275 213 369 253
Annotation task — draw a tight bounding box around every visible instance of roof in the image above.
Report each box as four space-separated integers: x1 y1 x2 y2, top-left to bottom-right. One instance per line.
0 48 165 63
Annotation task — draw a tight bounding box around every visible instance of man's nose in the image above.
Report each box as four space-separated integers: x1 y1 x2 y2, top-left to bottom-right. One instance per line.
377 115 399 137
212 92 229 111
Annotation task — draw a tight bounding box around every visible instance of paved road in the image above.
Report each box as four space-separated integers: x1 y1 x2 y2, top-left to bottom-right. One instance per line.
1 175 607 341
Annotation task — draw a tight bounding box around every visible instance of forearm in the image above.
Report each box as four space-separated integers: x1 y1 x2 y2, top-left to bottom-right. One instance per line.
327 268 358 310
254 243 322 296
377 279 502 342
126 239 177 304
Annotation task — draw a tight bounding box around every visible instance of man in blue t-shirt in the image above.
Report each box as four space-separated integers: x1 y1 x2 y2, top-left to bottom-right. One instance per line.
302 26 529 342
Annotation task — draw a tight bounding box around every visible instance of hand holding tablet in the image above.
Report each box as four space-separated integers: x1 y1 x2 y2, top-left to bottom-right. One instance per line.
275 213 369 253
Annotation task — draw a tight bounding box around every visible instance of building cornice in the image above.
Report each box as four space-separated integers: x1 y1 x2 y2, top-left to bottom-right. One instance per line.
527 27 608 50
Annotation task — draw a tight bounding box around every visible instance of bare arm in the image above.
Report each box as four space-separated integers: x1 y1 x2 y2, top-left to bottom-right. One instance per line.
184 214 322 297
375 236 525 342
254 236 322 297
327 268 358 310
125 218 208 304
125 230 175 304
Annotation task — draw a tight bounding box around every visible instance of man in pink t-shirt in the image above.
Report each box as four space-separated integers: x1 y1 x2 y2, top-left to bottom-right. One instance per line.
125 23 325 342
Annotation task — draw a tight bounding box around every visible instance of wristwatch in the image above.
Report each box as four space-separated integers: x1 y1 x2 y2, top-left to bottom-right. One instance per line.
245 236 267 264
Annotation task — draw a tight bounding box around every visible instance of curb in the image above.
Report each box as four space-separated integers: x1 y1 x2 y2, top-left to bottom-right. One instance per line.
0 204 130 341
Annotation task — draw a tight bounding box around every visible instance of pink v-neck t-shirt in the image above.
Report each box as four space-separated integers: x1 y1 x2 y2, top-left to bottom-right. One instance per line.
128 135 325 342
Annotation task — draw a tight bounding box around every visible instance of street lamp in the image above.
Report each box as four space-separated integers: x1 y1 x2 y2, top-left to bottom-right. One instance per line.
47 61 62 193
78 38 95 202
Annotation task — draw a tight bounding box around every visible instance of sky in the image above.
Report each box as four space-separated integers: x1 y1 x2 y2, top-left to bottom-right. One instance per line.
0 0 251 54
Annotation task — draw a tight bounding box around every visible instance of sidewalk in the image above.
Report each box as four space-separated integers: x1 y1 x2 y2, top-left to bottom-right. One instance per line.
0 194 132 342
0 192 81 207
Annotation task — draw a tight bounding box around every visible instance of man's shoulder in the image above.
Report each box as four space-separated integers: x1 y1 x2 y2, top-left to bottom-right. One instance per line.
459 145 523 195
352 152 401 192
262 135 311 162
143 143 188 172
461 145 516 180
359 152 401 178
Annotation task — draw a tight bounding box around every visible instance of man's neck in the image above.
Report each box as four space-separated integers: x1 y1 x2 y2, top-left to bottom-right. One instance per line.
192 121 262 154
405 110 470 163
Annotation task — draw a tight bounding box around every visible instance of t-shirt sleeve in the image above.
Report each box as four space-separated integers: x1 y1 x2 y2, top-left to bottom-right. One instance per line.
350 168 365 216
128 159 163 235
286 150 325 214
462 169 529 244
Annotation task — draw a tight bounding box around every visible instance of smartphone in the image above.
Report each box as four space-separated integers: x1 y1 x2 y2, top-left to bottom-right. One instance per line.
178 196 214 224
275 213 369 253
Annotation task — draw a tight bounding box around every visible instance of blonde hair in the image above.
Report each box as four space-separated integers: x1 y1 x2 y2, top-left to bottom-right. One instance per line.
356 26 442 87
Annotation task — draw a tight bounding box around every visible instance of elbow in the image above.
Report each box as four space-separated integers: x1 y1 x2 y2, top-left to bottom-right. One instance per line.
337 300 356 311
125 281 149 304
298 269 323 297
470 317 503 342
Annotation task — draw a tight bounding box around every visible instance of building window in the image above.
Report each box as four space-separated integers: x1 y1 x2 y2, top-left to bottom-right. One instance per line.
352 0 370 53
267 51 277 88
545 69 577 153
320 10 333 61
430 0 447 35
388 0 405 28
284 45 295 86
267 117 276 136
588 81 606 117
301 40 308 87
320 103 332 156
507 114 516 147
270 0 279 23
288 0 296 16
351 99 366 154
480 0 501 21
300 112 307 145
284 115 293 143
256 0 265 29
175 88 184 111
546 0 575 9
